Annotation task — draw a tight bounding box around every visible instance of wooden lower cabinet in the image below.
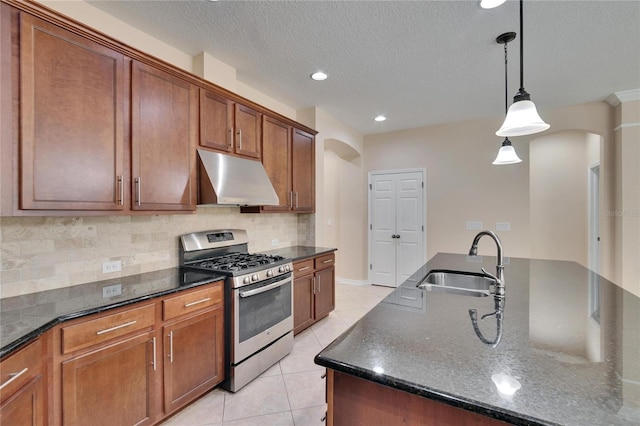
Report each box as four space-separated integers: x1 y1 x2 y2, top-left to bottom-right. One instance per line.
0 339 46 426
61 332 156 426
293 252 336 335
326 370 509 426
51 281 225 425
162 308 224 415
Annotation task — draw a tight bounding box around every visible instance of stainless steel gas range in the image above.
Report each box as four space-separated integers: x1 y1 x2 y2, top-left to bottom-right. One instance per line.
179 229 293 392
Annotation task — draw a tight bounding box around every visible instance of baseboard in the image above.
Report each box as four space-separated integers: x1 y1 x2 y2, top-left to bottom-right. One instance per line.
336 277 370 286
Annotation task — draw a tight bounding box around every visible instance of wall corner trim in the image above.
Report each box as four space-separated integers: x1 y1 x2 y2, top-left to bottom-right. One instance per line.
606 89 640 107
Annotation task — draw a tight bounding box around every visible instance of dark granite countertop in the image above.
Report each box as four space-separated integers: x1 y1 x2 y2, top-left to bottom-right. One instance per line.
263 245 336 262
315 253 640 426
1 267 225 358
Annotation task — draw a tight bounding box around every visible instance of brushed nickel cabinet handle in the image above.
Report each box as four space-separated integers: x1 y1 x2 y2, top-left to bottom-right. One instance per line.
184 297 211 308
135 177 141 206
237 128 243 150
117 175 124 205
228 127 233 148
168 331 174 363
317 275 321 292
96 320 137 335
298 266 310 272
295 192 299 209
323 259 333 264
151 337 157 371
0 368 28 390
312 277 316 294
289 191 294 209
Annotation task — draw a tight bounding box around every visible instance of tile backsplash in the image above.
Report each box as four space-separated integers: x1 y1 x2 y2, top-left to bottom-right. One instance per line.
0 207 313 298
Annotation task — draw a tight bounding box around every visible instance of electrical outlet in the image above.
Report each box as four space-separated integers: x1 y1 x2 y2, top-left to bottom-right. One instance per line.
102 284 122 298
466 221 483 231
271 239 278 247
102 260 121 274
496 222 511 231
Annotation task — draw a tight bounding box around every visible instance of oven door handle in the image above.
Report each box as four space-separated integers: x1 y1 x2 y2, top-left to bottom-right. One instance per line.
239 279 290 298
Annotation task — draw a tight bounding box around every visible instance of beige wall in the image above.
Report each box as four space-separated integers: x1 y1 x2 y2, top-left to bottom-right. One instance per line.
529 130 600 266
365 115 531 260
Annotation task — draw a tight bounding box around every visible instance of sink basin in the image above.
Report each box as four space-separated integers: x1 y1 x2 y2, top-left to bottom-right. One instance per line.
416 270 494 297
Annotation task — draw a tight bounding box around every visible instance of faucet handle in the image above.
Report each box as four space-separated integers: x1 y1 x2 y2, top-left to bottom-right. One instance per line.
481 268 499 283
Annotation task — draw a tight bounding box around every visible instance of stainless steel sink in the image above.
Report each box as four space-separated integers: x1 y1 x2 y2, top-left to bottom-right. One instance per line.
416 270 494 297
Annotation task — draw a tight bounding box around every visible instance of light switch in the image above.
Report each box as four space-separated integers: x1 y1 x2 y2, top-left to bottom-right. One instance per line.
496 222 511 231
466 221 483 230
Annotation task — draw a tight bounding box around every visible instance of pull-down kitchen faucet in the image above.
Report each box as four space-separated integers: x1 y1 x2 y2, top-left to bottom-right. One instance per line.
468 230 505 297
468 230 506 346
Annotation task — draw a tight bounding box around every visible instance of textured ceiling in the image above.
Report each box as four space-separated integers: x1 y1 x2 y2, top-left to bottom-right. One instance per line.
87 0 640 135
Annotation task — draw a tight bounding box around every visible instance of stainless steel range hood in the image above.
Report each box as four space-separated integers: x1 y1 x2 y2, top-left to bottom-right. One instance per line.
197 149 279 206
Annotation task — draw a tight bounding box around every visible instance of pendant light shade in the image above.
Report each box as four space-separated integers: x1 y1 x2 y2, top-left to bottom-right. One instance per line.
496 99 550 137
493 138 522 165
495 0 549 137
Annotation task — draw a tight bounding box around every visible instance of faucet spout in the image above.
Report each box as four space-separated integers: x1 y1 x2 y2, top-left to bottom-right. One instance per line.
469 231 505 297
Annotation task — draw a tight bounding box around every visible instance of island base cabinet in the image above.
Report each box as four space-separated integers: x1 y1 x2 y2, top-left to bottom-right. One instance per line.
163 309 224 415
61 332 157 426
326 370 509 426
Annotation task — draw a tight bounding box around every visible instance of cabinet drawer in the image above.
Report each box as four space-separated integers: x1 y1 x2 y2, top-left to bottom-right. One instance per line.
293 259 314 276
163 282 223 321
315 253 335 269
0 339 42 402
61 304 155 354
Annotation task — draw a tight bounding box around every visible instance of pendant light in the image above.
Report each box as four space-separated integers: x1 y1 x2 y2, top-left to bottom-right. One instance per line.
496 0 549 137
493 32 522 165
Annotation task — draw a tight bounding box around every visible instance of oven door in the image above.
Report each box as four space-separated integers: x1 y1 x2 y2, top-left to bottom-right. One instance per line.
233 273 293 363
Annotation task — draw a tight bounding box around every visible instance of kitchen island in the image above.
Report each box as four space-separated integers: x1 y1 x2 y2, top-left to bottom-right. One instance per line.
315 253 640 425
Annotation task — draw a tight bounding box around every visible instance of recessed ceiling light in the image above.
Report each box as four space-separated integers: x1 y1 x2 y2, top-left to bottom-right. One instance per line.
374 115 386 122
310 71 328 81
479 0 507 9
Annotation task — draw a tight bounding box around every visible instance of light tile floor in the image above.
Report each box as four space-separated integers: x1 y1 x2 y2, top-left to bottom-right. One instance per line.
161 283 393 426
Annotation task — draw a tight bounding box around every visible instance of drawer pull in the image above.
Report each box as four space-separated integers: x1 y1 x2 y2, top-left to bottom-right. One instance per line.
298 266 310 272
323 259 333 264
184 297 211 308
0 368 28 390
96 320 137 335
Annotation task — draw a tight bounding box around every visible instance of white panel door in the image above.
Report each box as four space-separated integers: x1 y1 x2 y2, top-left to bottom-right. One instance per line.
369 170 425 287
370 176 396 287
396 172 423 284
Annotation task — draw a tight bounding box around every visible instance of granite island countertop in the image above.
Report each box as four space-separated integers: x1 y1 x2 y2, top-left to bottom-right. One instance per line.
315 253 640 426
0 267 225 358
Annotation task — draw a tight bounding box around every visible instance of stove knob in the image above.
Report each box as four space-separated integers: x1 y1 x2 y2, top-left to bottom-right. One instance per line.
267 270 274 277
285 264 291 272
252 274 259 282
243 276 250 285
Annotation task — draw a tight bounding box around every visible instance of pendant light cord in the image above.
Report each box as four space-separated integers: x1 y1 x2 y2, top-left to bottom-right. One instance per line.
519 0 524 92
504 42 509 115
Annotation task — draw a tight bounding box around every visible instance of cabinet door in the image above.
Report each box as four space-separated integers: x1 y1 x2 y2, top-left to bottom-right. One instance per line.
0 377 45 426
61 332 156 426
234 104 261 159
291 128 315 212
131 61 197 211
314 266 335 320
19 13 125 210
163 309 224 414
261 116 292 212
293 272 315 335
200 88 233 153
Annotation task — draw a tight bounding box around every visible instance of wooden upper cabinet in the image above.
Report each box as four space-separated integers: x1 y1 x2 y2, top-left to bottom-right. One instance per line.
261 116 292 212
199 88 233 153
234 104 261 159
200 89 261 160
291 128 315 212
131 60 197 211
19 13 125 211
